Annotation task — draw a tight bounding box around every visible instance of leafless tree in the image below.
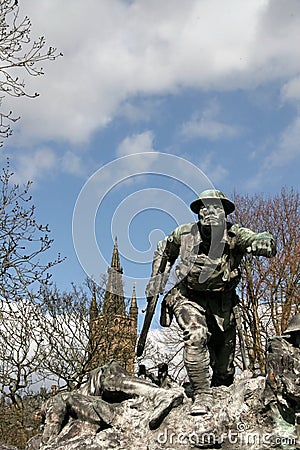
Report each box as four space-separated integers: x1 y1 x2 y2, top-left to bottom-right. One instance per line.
0 390 44 448
0 271 135 401
0 162 63 303
233 187 300 373
0 299 46 406
0 0 62 144
38 280 105 391
139 321 187 384
0 161 64 446
0 279 103 448
0 298 50 447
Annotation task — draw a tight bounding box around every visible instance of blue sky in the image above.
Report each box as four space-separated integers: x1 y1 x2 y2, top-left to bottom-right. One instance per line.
1 0 300 325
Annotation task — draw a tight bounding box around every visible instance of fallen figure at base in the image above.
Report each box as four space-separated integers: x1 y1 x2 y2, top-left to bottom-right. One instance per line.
41 360 183 444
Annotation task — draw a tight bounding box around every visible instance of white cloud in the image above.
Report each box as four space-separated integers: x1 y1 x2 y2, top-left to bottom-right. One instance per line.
12 147 57 184
269 116 300 165
281 76 300 103
6 0 300 145
61 151 87 176
181 115 240 141
245 115 300 190
194 153 228 185
180 100 241 141
116 131 156 156
248 0 300 82
11 148 91 183
116 99 163 123
100 131 160 181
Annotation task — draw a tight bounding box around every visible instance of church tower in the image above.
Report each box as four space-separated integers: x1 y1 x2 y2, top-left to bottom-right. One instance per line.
103 237 125 316
89 239 138 374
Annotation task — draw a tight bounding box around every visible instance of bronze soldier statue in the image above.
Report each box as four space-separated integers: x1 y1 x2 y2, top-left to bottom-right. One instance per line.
265 313 300 427
144 189 276 415
41 360 183 444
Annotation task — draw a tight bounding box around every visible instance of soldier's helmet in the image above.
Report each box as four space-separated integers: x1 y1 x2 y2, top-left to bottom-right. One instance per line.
283 313 300 334
190 189 235 215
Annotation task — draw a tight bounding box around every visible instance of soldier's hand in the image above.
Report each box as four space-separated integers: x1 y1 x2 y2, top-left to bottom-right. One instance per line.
250 233 276 257
145 274 162 298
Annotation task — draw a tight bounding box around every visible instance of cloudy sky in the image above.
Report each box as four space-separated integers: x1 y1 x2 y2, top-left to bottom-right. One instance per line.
2 0 300 317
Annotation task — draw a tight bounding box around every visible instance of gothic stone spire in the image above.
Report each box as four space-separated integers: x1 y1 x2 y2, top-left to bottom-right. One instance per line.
129 284 138 321
103 237 125 315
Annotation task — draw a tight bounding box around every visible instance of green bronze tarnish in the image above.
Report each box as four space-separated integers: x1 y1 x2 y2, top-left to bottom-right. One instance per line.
144 189 276 415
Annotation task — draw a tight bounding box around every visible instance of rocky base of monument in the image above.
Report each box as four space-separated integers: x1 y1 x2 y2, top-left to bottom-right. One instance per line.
21 371 299 450
0 445 21 450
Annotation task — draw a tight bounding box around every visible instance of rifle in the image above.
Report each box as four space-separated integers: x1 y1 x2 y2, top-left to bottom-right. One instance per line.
136 293 160 357
233 304 247 370
136 242 171 357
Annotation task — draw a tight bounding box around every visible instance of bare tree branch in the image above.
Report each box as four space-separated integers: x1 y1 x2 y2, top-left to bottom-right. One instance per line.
0 0 62 144
0 161 64 302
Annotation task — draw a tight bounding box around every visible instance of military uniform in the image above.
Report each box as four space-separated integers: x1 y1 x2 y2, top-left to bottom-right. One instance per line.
146 190 276 413
265 314 300 425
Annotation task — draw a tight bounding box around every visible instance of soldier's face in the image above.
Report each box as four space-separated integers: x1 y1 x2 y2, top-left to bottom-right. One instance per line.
198 202 226 227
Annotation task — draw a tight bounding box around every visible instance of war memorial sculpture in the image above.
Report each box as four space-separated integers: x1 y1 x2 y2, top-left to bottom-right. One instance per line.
139 189 276 414
23 190 300 450
25 316 300 449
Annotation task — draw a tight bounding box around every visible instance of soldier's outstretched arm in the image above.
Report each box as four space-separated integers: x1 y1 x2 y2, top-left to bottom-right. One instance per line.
232 224 276 258
248 231 276 257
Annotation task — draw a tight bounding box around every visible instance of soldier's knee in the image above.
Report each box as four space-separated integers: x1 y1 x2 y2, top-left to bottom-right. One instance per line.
183 323 208 347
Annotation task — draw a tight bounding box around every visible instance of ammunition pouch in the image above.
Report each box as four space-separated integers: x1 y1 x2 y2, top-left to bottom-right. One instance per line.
185 255 240 292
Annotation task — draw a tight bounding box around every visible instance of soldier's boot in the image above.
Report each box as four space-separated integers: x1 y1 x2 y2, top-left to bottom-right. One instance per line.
182 324 212 415
149 388 184 429
190 391 213 416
